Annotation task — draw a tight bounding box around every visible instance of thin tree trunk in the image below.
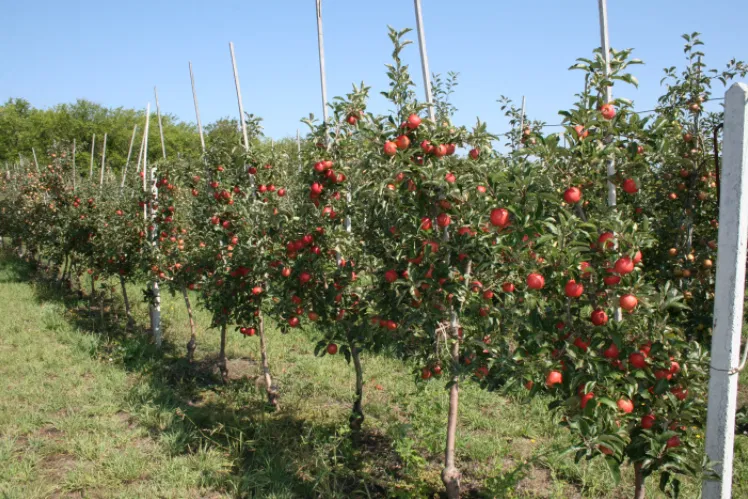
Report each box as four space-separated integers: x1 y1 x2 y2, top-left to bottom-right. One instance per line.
634 462 646 499
120 275 134 328
258 312 278 408
442 310 462 499
183 286 197 362
218 323 228 383
61 254 69 283
89 274 95 320
99 282 105 327
349 341 365 431
110 285 118 322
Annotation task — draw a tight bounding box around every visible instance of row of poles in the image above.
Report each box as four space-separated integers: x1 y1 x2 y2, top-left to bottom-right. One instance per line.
3 1 739 496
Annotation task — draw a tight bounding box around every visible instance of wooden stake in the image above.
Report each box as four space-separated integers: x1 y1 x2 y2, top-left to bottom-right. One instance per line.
229 42 250 152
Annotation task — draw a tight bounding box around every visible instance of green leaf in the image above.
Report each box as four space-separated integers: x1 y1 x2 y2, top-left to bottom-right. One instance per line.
605 456 621 484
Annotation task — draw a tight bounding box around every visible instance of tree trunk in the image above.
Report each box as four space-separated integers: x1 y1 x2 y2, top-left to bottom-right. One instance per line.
349 341 365 432
60 254 69 282
89 274 95 321
258 312 278 408
183 286 197 362
110 284 118 322
441 311 462 499
119 275 133 328
99 284 105 327
634 462 646 499
218 323 228 383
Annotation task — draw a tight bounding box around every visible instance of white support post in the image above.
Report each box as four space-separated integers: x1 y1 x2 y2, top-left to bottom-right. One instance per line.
143 104 150 217
315 0 329 123
516 96 526 151
135 130 145 174
597 0 622 323
32 148 40 173
99 133 107 188
413 0 435 121
597 0 616 209
121 125 137 189
72 139 77 192
189 62 206 154
702 82 748 499
154 86 167 159
141 102 161 347
89 134 96 179
229 42 250 152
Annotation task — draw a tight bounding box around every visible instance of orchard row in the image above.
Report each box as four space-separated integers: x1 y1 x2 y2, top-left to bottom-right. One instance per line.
1 30 743 498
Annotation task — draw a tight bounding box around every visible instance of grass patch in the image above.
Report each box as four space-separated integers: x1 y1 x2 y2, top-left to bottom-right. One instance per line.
1 254 746 498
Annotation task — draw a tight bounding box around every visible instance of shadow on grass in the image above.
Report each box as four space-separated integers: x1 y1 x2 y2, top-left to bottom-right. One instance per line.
2 254 472 498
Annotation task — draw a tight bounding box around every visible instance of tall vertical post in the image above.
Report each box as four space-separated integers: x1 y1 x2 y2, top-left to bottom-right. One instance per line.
154 87 167 159
121 125 138 189
315 0 330 123
189 62 206 154
702 82 748 499
229 42 250 152
99 133 107 188
72 139 77 192
141 102 161 347
297 129 302 172
143 104 150 217
597 0 616 208
597 0 622 324
413 0 435 121
32 148 40 173
516 96 526 151
89 134 96 179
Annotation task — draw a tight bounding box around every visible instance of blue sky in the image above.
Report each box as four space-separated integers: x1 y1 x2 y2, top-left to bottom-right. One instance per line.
2 1 747 141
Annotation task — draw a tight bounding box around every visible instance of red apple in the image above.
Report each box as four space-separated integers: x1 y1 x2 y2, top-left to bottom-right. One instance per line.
546 370 563 387
563 187 582 204
527 273 545 290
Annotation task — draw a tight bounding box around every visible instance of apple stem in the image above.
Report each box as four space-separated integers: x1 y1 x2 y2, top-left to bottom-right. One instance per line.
258 311 279 409
182 285 196 362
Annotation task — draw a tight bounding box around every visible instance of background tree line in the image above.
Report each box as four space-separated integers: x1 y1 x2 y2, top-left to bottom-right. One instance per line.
0 98 301 178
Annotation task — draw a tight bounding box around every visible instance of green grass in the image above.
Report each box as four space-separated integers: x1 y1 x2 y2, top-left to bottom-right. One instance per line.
1 254 747 498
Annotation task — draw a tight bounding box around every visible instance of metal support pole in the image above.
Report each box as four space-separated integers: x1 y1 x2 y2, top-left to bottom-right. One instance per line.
229 42 250 152
154 86 167 159
413 0 435 121
189 62 206 154
315 0 330 123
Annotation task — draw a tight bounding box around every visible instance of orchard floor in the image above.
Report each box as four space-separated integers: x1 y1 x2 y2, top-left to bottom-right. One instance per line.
1 255 747 498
